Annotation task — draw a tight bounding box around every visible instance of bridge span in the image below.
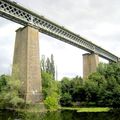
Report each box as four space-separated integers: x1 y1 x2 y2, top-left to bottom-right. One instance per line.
0 0 119 62
0 0 119 103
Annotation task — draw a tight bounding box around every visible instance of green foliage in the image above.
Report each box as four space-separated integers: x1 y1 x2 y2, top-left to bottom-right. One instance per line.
97 63 107 75
50 54 55 80
41 71 60 110
85 62 120 107
41 54 55 80
60 62 120 107
0 75 7 91
0 68 24 108
60 77 71 93
41 54 60 110
60 76 84 106
60 93 72 106
44 93 60 110
70 76 85 102
41 72 53 98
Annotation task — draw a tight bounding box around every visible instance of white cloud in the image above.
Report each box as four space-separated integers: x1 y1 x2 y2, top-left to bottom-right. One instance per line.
92 23 120 36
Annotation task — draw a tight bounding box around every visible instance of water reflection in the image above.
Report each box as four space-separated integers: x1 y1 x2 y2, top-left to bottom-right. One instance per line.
0 109 120 120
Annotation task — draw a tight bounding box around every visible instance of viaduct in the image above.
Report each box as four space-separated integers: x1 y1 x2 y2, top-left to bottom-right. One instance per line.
0 0 120 103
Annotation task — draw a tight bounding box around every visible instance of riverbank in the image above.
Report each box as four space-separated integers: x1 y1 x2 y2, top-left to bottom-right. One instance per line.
61 107 111 112
1 108 119 120
0 106 111 113
0 103 47 113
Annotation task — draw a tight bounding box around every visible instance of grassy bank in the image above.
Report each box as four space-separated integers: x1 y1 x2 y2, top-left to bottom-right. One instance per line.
1 106 111 113
61 107 111 112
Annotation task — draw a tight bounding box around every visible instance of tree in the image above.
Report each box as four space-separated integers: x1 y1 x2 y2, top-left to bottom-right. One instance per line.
0 74 24 108
97 62 107 76
46 58 51 74
41 54 56 80
60 76 84 106
0 75 7 92
59 62 120 107
70 76 84 102
41 72 53 99
41 55 46 72
60 92 72 106
50 54 55 80
85 62 120 107
41 72 60 110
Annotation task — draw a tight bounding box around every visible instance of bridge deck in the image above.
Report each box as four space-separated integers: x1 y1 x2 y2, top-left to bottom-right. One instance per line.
0 0 119 62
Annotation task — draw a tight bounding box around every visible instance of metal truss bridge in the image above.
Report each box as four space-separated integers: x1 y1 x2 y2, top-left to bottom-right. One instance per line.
0 0 119 62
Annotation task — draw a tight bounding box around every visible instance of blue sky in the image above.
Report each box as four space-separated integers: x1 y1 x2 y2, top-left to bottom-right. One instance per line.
0 0 120 79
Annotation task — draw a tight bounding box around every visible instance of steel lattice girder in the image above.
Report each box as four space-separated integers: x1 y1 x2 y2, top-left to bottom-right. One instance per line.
0 0 119 62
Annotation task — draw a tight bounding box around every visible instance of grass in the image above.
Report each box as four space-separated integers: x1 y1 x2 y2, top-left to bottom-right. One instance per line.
77 107 110 112
5 106 111 113
61 107 111 112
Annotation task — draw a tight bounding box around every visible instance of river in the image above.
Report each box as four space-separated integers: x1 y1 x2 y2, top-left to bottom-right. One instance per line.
0 109 120 120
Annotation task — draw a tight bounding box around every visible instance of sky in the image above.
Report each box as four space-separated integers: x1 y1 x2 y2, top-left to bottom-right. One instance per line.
0 0 120 80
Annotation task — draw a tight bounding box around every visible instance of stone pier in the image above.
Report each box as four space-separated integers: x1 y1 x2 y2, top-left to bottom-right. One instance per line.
12 26 42 103
83 53 99 78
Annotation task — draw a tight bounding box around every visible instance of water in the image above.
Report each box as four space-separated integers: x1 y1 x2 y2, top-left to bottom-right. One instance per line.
0 109 120 120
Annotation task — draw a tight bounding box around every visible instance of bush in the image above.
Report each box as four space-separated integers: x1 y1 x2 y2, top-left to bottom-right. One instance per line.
0 72 25 109
44 93 59 110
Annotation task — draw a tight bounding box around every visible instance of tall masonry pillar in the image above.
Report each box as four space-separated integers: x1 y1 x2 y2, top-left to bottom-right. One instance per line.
12 26 42 103
83 53 99 78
